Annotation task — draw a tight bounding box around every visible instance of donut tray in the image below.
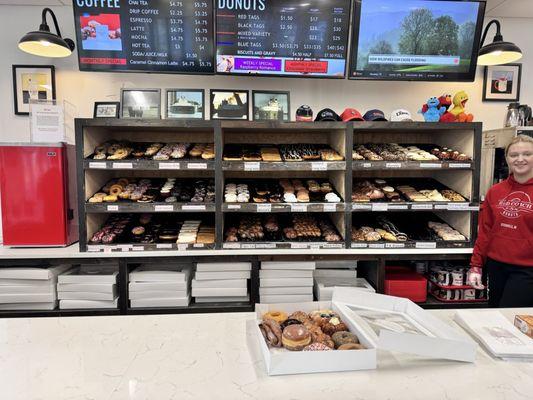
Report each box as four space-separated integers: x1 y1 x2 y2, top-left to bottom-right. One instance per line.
85 159 215 171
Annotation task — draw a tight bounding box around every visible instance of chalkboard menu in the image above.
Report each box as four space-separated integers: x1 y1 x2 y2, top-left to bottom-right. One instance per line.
216 0 351 78
73 0 214 73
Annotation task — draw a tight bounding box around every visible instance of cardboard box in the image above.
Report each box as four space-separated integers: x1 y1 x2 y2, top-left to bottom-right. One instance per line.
515 315 533 338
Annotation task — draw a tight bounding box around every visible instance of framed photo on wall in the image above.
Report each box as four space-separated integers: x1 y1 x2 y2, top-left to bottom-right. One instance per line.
483 64 521 102
94 102 120 118
165 89 205 119
252 91 290 121
210 89 249 120
120 88 161 119
12 65 56 116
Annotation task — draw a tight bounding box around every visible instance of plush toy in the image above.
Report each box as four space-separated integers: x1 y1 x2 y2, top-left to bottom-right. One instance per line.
450 91 474 122
419 97 446 122
438 94 456 123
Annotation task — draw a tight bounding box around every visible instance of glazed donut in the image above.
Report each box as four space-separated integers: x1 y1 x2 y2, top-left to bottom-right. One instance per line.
103 195 118 202
88 196 103 203
282 324 311 351
280 318 302 331
338 343 365 350
263 311 288 324
109 184 123 196
332 331 359 349
261 318 282 347
288 311 311 323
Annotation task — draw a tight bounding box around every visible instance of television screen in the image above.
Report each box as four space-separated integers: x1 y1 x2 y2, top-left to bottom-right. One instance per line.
349 0 486 81
73 0 215 74
216 0 351 78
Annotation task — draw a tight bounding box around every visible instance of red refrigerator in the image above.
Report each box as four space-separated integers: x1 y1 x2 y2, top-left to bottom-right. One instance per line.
0 143 78 246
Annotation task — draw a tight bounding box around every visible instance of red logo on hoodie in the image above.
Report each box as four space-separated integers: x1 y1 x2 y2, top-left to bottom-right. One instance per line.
497 191 533 218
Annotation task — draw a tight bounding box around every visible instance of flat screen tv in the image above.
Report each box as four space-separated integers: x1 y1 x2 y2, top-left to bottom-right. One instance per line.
349 0 486 81
72 0 215 74
216 0 351 78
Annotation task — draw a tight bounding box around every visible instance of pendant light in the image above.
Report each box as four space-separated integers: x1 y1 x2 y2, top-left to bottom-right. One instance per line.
19 8 75 58
478 19 522 66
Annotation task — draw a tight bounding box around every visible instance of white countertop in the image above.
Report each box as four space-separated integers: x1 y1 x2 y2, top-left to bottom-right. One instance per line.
0 308 531 400
0 243 473 259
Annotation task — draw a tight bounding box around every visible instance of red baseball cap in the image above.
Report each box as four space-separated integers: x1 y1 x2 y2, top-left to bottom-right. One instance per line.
340 108 364 122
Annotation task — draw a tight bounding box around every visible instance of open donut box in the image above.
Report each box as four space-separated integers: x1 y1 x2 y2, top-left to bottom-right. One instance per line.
253 287 477 375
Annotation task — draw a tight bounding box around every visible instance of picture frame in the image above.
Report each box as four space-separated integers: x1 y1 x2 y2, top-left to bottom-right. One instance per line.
210 89 249 120
483 64 522 102
120 88 161 119
12 65 56 116
252 90 290 122
94 102 120 118
165 89 205 120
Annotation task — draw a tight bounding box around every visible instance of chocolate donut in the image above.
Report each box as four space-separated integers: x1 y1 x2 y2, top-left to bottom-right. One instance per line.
332 331 359 349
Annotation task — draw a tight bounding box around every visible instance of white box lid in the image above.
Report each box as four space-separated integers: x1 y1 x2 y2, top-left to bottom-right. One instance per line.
332 287 477 363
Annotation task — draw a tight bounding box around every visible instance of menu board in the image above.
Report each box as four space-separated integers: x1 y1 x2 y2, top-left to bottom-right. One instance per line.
216 0 350 78
73 0 214 73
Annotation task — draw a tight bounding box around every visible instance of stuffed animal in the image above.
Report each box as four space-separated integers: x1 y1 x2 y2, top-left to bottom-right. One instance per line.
438 94 456 123
450 91 474 122
419 97 446 122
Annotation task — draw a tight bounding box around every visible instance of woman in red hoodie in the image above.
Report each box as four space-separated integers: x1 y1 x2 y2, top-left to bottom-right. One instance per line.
468 135 533 307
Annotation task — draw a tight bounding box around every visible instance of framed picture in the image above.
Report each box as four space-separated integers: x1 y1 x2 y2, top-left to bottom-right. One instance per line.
120 88 161 119
252 90 290 121
12 65 56 115
483 64 522 102
165 89 205 119
210 89 249 120
94 102 120 118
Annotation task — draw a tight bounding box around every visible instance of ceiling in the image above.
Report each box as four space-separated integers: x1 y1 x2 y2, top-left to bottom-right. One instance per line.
0 0 532 18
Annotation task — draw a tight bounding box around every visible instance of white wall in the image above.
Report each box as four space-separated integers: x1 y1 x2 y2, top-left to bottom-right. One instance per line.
0 5 532 144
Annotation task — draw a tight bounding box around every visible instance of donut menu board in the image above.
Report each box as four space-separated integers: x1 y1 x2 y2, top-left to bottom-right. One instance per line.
216 0 351 78
73 0 214 73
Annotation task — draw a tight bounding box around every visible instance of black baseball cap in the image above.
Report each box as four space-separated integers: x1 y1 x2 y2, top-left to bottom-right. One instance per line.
315 108 341 122
363 109 387 121
296 105 313 121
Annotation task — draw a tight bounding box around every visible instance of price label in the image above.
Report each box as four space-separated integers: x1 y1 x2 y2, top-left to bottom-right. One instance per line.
120 247 131 252
385 162 402 169
158 162 180 170
385 243 405 248
156 243 173 249
193 243 205 248
223 242 240 249
87 245 103 252
372 203 388 212
242 243 256 249
291 243 309 249
312 162 328 171
227 204 241 209
351 243 368 248
323 243 343 249
177 244 188 251
89 162 107 169
256 243 277 249
182 205 206 211
291 204 308 212
419 163 442 168
113 162 132 169
449 163 471 169
132 246 144 251
256 204 272 212
155 205 174 212
434 204 448 210
107 205 119 211
363 163 372 168
369 243 385 249
244 162 260 171
446 203 470 211
352 204 372 210
388 204 408 210
323 203 337 212
416 242 437 249
412 204 433 210
187 162 207 170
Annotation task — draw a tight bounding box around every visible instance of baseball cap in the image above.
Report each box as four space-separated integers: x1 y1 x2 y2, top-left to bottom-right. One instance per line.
340 108 364 122
390 109 413 122
296 105 313 122
315 108 341 122
363 109 387 121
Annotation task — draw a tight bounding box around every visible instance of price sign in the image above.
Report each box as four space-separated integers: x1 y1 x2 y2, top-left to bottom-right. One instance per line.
89 162 107 169
257 204 272 212
159 162 180 170
244 162 260 171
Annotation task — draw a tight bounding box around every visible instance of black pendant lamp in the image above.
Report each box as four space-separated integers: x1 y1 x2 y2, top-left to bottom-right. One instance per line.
19 8 75 58
478 19 522 66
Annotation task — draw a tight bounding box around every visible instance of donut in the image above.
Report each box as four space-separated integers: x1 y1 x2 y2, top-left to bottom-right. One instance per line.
288 311 311 323
117 178 129 187
320 316 348 336
280 318 302 331
314 333 335 349
261 318 282 347
282 324 311 351
109 184 123 196
262 311 287 324
303 343 331 351
103 195 118 202
332 331 359 349
88 197 103 203
338 343 365 350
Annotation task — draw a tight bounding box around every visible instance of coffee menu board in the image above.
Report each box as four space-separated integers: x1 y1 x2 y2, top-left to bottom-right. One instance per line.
73 0 215 73
216 0 351 78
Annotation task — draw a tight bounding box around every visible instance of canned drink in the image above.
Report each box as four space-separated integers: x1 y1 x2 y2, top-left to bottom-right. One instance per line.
451 270 464 286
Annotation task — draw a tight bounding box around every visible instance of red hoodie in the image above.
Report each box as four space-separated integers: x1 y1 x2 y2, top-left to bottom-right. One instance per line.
471 175 533 268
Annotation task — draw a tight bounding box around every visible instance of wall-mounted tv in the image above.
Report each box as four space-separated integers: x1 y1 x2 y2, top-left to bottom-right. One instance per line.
349 0 486 81
216 0 351 78
73 0 215 74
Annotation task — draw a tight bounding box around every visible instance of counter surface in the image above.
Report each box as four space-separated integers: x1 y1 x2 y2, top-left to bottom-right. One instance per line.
0 308 532 400
0 243 473 259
